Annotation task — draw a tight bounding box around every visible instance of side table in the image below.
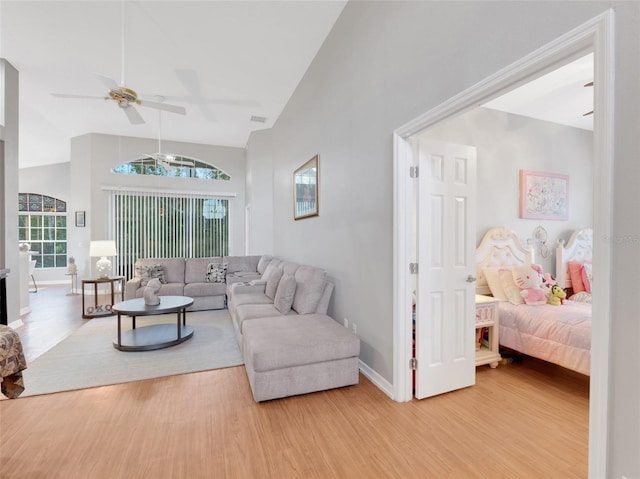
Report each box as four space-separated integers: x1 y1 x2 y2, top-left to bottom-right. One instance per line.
81 276 125 319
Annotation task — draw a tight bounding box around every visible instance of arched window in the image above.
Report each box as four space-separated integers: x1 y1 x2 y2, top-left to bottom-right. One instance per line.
112 156 231 180
18 193 67 269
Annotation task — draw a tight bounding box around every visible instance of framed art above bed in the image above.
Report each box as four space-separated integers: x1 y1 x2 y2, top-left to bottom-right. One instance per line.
519 170 569 220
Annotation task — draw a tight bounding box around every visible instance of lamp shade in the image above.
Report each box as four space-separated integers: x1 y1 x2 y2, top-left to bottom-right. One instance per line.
89 240 117 257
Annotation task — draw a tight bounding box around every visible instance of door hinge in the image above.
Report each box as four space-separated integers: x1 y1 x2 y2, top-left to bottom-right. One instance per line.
410 357 417 370
410 263 418 274
410 166 419 178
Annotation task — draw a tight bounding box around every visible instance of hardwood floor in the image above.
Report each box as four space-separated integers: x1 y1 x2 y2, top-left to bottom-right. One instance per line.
1 289 589 478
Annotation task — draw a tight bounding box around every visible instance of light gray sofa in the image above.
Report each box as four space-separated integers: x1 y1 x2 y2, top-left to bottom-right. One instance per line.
228 258 360 402
124 255 264 311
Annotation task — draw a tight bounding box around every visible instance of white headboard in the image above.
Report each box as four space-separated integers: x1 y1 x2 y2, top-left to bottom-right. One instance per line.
476 227 535 295
556 228 593 289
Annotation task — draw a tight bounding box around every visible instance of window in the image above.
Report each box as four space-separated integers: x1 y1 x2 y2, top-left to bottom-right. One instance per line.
18 193 67 269
112 156 231 180
109 191 229 279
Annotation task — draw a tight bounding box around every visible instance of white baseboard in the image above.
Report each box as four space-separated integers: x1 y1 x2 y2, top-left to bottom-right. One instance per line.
8 319 24 329
359 359 394 400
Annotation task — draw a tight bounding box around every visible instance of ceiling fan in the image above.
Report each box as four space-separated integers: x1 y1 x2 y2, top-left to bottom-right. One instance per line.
50 0 186 125
147 101 194 171
52 74 186 125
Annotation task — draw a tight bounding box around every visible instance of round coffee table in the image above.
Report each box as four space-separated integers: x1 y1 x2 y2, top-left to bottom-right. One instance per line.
112 296 194 351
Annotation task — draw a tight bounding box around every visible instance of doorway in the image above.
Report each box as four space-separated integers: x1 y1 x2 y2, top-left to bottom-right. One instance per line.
393 10 613 478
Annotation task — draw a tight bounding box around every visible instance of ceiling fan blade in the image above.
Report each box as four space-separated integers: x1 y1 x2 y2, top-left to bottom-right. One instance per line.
95 73 121 91
51 93 106 100
139 99 186 115
122 105 145 125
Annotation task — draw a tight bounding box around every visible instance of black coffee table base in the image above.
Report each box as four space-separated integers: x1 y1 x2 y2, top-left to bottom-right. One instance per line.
114 323 194 351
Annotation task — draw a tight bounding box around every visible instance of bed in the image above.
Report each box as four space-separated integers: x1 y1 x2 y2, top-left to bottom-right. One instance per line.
475 227 592 375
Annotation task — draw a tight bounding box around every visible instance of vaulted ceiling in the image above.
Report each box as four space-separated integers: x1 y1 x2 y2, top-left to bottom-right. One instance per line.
1 1 347 168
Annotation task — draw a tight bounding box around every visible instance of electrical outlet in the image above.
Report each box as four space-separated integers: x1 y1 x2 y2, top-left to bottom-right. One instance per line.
352 323 357 335
343 318 348 328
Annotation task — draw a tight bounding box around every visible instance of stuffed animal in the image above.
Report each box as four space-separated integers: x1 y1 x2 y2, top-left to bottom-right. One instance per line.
540 272 557 299
548 284 567 306
512 263 547 305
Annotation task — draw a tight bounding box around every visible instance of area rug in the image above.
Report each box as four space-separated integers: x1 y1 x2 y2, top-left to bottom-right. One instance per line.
19 309 243 397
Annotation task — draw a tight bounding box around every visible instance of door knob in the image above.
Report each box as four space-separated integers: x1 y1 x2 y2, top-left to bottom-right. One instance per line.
466 275 477 283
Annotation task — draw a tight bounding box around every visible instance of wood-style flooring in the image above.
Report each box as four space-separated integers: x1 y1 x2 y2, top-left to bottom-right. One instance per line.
0 285 589 478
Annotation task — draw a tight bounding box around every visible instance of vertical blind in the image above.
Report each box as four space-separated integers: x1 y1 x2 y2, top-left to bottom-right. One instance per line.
108 190 229 279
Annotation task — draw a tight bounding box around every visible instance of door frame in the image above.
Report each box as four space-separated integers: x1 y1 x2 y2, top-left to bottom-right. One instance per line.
392 10 614 478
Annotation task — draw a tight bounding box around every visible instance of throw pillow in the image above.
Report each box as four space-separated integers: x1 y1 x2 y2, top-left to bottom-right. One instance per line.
568 261 586 293
205 262 228 283
581 263 593 293
274 274 297 314
257 255 273 275
265 267 284 300
136 263 166 287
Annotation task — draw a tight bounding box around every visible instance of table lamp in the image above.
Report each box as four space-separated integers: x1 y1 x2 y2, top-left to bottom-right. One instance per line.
89 240 118 278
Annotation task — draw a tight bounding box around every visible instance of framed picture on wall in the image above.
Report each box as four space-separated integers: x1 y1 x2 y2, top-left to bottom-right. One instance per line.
75 211 86 227
519 170 569 220
293 155 319 220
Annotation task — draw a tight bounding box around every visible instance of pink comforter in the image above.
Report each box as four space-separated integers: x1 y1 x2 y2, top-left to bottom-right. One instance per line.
498 300 591 375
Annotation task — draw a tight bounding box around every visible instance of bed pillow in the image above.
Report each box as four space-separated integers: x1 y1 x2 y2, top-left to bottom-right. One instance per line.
581 263 593 293
570 291 592 303
568 261 586 293
482 268 508 301
499 268 524 305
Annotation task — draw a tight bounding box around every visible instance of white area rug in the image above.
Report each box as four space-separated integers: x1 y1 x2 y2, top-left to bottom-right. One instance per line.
20 309 243 397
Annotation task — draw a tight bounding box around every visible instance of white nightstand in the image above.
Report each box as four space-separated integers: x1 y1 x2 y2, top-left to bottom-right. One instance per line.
475 294 501 368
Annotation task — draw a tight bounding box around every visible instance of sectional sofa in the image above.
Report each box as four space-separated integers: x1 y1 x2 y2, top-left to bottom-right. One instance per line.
124 254 360 402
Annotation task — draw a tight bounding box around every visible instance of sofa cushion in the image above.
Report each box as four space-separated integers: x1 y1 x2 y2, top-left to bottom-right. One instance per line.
265 266 283 300
257 255 273 275
205 262 228 283
185 257 222 284
261 259 282 280
243 314 360 373
274 274 297 314
134 282 184 298
235 303 292 334
292 266 327 314
184 282 227 297
225 255 261 274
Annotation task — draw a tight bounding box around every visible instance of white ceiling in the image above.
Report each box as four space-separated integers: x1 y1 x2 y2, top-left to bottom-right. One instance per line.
0 1 347 168
483 53 594 130
1 2 592 170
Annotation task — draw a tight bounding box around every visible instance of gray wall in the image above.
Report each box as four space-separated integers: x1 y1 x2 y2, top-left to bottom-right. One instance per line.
421 107 593 275
245 2 639 477
245 129 274 256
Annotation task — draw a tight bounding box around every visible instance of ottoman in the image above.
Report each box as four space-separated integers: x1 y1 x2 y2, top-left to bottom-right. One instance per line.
242 314 360 402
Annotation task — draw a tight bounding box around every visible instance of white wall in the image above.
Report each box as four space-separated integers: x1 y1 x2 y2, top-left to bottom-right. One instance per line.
246 2 639 476
1 60 19 324
69 133 247 278
18 162 71 283
421 107 593 275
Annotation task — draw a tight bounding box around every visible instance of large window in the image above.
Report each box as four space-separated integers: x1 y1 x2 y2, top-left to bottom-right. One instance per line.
18 193 67 269
109 191 229 279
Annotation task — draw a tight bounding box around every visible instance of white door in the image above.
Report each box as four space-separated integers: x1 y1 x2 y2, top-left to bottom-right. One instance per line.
415 139 477 399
